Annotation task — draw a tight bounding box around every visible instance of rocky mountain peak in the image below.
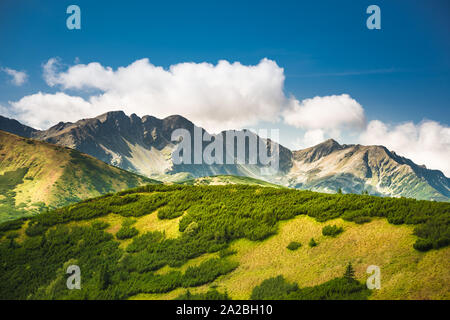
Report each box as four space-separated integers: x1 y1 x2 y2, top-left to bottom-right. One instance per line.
294 138 343 163
162 114 194 130
48 121 72 132
317 138 341 150
95 110 128 123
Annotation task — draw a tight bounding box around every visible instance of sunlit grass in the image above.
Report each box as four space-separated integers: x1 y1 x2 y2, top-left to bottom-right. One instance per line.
133 210 182 239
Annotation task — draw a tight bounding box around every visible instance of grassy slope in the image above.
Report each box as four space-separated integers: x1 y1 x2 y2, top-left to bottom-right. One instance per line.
181 175 284 188
131 215 450 300
222 216 450 300
0 130 158 222
99 186 449 300
2 184 448 300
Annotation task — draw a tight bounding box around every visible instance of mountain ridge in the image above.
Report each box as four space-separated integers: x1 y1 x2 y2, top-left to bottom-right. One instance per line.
0 115 38 138
1 112 448 201
290 139 449 201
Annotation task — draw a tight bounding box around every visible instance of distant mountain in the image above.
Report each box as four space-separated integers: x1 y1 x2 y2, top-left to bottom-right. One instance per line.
181 175 285 188
288 139 450 201
0 115 38 138
0 130 157 222
22 111 292 180
1 112 448 201
31 111 183 176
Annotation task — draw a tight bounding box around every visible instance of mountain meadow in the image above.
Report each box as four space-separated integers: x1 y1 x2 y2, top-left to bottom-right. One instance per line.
0 184 449 300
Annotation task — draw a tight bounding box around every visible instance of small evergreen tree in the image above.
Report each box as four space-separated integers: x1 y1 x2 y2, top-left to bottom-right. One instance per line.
344 262 355 281
309 238 317 247
99 265 111 290
337 188 343 194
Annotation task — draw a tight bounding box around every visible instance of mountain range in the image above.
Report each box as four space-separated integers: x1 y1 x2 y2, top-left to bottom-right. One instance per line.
1 112 449 201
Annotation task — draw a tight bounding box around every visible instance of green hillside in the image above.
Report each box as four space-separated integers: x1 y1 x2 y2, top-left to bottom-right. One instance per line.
180 175 284 188
0 130 159 222
0 184 448 300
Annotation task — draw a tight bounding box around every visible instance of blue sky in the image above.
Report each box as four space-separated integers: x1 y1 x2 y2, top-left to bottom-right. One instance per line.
1 0 449 122
0 0 449 173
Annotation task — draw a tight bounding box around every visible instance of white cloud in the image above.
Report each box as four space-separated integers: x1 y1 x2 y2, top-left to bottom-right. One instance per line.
360 120 450 176
290 129 326 150
2 67 28 86
3 57 449 177
14 59 365 135
32 57 286 132
283 94 366 131
42 57 62 87
0 103 10 115
9 92 93 130
282 93 366 150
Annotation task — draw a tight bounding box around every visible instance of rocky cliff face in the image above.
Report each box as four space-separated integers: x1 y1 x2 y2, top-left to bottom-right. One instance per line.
31 111 190 176
288 139 450 201
24 111 291 180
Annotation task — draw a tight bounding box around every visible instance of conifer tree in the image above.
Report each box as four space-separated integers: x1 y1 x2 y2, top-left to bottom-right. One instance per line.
344 262 355 281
